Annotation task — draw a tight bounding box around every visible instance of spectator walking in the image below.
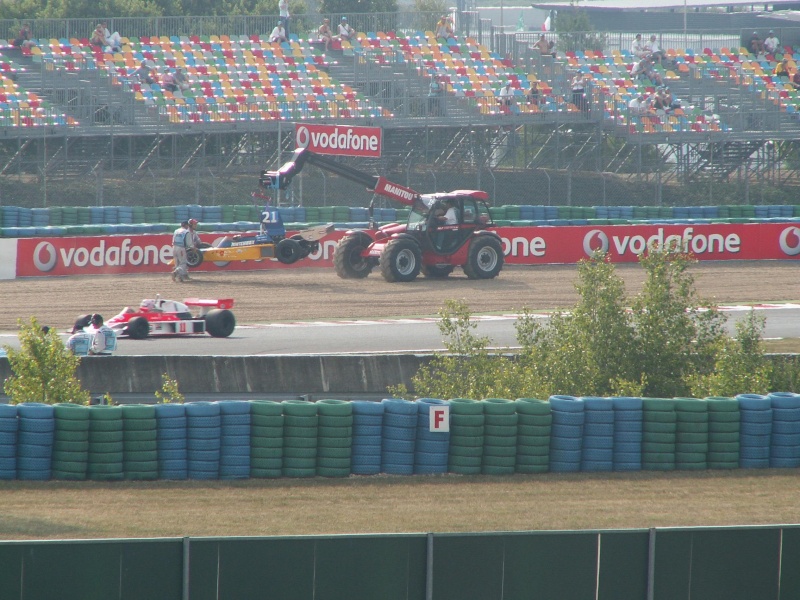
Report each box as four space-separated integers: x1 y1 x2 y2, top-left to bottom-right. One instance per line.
279 0 291 37
171 220 193 282
428 74 445 115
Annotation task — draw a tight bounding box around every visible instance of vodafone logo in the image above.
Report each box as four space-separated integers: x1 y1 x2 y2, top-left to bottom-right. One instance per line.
33 241 57 272
296 125 311 149
583 230 609 255
779 226 800 256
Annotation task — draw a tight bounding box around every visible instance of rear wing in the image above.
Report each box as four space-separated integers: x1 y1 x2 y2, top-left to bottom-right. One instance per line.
183 298 234 310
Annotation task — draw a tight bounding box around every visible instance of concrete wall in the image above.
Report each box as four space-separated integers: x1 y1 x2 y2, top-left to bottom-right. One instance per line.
0 354 431 399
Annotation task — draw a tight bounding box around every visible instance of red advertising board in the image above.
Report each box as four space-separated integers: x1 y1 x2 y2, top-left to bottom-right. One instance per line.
13 223 800 278
294 124 382 157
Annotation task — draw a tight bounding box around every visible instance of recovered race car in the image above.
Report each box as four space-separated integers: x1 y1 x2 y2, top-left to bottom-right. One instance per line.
76 296 237 339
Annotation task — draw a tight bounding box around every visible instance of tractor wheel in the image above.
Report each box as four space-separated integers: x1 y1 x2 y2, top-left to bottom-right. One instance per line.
125 316 150 340
186 244 208 268
276 238 302 264
334 232 373 279
422 264 455 279
380 238 422 282
205 309 236 338
463 235 504 279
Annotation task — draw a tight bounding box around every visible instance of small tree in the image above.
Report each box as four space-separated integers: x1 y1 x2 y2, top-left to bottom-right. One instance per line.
691 309 772 397
3 317 90 405
154 373 185 404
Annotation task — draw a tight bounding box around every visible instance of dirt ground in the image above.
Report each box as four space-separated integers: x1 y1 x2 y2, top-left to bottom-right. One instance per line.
1 261 797 332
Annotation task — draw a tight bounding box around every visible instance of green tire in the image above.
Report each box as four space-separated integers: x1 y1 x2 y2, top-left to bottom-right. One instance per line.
54 440 90 452
449 434 484 447
88 441 124 453
705 397 738 411
482 455 516 467
251 447 283 459
515 464 548 474
89 431 124 443
643 432 675 444
284 426 318 438
482 464 515 475
250 457 282 469
448 464 482 475
515 453 550 466
318 425 351 438
516 443 550 456
282 467 316 478
89 420 123 432
52 469 87 480
123 418 158 431
251 414 284 428
55 419 90 432
284 437 318 449
89 405 123 420
316 467 350 478
317 437 352 449
449 398 483 415
676 422 709 434
318 415 353 428
123 430 157 442
643 441 674 453
281 400 318 417
485 424 517 437
284 415 318 428
518 424 551 437
709 421 740 433
284 447 317 459
484 435 517 447
251 437 283 449
251 425 283 439
121 405 156 419
451 414 484 427
123 440 158 452
54 403 90 420
517 414 552 427
52 450 89 463
316 399 353 416
484 414 518 427
449 445 484 457
88 462 124 474
318 446 352 459
317 457 350 469
514 398 551 415
642 398 675 412
125 450 158 462
250 401 284 416
283 457 316 469
676 432 709 443
89 452 124 464
250 468 283 478
483 445 516 457
448 455 482 467
481 398 516 415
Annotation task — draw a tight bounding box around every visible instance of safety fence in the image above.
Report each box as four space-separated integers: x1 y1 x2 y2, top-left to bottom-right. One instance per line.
2 525 800 600
0 394 799 481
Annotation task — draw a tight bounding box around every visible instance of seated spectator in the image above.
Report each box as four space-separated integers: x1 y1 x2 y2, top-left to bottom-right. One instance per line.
318 18 333 51
91 24 106 48
631 33 649 60
161 70 178 92
173 66 189 91
12 23 35 49
269 20 287 43
775 58 790 78
628 94 650 115
527 80 541 105
101 21 122 52
792 68 800 90
435 15 453 39
499 81 516 112
645 35 665 65
764 30 780 55
749 31 764 55
337 17 355 41
651 87 670 114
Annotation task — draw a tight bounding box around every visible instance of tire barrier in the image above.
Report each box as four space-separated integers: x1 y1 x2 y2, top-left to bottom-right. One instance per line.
52 403 89 481
186 401 221 480
737 394 772 469
767 392 800 469
642 398 677 471
381 398 417 476
0 404 17 480
515 398 551 474
16 403 54 480
414 398 449 475
581 397 614 472
281 399 318 478
121 404 158 480
351 400 383 475
675 398 709 471
87 405 124 481
218 400 251 480
5 395 800 480
316 399 353 478
481 398 518 475
155 403 188 480
249 400 283 479
549 395 584 473
447 398 484 476
706 397 740 469
612 397 643 472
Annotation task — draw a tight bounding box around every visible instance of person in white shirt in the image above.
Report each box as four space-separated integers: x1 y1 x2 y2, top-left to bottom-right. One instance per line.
269 20 287 43
631 33 648 59
764 31 780 55
172 220 192 282
628 94 649 115
87 314 116 355
279 0 290 37
67 329 91 356
337 17 354 41
101 22 122 52
645 34 665 64
499 81 516 110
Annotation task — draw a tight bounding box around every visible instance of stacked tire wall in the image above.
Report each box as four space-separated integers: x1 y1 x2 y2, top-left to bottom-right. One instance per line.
3 394 800 481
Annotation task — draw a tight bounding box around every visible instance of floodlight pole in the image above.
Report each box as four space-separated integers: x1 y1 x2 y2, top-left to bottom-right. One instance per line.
683 0 688 49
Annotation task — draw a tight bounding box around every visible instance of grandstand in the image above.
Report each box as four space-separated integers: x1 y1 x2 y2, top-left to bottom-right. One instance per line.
0 9 798 209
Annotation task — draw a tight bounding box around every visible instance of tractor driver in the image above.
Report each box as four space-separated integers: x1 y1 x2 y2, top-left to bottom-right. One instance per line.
437 199 459 225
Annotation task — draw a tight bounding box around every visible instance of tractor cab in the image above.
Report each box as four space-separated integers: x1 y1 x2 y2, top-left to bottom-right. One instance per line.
409 193 494 254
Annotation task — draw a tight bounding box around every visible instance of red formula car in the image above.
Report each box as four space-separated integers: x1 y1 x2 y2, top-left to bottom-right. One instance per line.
102 296 236 339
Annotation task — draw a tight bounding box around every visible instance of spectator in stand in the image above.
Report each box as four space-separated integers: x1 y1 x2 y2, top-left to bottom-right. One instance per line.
90 24 106 48
337 17 355 42
775 58 790 78
571 72 589 112
101 22 122 52
132 62 156 84
161 69 178 92
318 18 333 51
269 20 288 43
631 33 649 59
173 66 189 91
764 30 780 55
499 80 516 112
651 87 670 114
645 34 665 65
527 80 541 106
628 93 650 115
428 74 445 115
535 33 556 58
435 15 453 40
749 31 764 55
12 23 35 49
279 0 291 37
791 68 800 90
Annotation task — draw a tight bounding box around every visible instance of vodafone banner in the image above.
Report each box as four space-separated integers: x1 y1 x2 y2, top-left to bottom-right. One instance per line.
295 124 382 157
12 223 800 278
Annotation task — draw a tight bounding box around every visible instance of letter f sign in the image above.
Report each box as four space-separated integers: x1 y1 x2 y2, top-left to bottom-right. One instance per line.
429 406 450 432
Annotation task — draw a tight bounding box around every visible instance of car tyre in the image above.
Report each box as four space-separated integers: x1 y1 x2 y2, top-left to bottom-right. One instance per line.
276 238 302 264
333 232 373 278
205 309 236 338
126 316 150 340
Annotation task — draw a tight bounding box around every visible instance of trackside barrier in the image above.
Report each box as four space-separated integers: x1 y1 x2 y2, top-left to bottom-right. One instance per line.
1 395 800 481
2 526 800 600
4 221 800 279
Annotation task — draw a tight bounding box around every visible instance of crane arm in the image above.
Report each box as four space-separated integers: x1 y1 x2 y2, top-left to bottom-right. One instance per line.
260 148 422 208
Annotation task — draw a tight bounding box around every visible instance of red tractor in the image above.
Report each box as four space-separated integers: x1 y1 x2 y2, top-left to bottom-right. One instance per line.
261 149 504 282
